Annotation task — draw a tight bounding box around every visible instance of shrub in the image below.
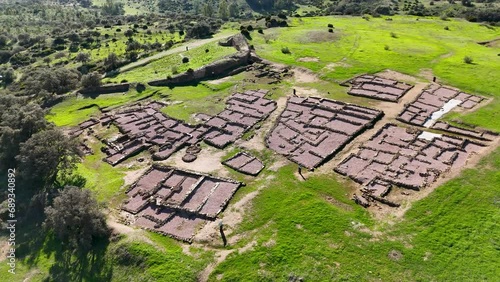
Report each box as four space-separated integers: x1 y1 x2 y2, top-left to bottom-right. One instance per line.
444 26 449 30
136 83 145 92
328 29 334 33
186 68 194 73
463 56 473 64
205 49 209 53
281 47 291 54
182 56 189 63
384 45 390 50
171 66 178 74
328 24 334 28
258 28 263 34
390 32 397 38
247 25 254 31
241 29 250 38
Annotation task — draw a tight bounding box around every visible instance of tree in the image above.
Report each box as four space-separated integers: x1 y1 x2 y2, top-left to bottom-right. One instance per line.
21 67 81 96
103 52 120 71
102 0 125 16
75 52 91 63
228 2 239 18
0 35 8 48
0 67 15 85
81 72 102 89
16 129 78 186
124 29 134 37
44 187 110 254
202 2 214 17
186 22 212 39
0 98 49 170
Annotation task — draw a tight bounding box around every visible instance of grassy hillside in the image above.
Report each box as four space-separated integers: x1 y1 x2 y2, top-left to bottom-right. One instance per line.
249 15 500 130
211 148 500 281
3 15 499 281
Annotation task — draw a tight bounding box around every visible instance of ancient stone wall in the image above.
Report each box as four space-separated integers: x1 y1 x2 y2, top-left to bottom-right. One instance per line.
79 83 130 95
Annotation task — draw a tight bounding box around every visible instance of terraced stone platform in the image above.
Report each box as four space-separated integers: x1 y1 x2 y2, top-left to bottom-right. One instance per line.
266 96 384 170
222 152 264 176
345 74 413 102
397 84 484 127
335 123 485 206
122 165 243 242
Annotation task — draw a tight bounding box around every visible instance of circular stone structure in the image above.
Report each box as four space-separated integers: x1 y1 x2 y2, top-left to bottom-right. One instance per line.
186 145 202 155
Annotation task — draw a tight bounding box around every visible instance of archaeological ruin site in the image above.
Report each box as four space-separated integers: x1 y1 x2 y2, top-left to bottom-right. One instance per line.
344 74 414 102
266 96 383 169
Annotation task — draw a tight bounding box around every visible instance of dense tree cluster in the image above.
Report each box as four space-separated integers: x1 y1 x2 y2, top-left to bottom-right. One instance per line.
20 67 81 96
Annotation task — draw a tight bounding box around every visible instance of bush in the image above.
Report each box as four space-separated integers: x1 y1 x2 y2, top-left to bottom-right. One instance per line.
390 32 397 38
205 49 209 53
171 66 178 74
136 83 145 92
281 47 291 54
81 72 102 89
327 24 333 28
328 29 334 33
444 26 449 30
247 25 254 31
384 45 390 51
241 29 250 38
182 56 189 63
186 68 194 73
463 56 473 64
258 28 263 34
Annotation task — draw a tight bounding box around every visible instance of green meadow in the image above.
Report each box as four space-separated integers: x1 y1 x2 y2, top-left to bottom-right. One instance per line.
105 41 236 84
250 16 500 130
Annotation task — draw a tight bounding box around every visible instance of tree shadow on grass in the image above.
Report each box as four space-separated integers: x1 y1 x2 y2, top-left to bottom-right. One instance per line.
14 218 113 281
42 236 113 282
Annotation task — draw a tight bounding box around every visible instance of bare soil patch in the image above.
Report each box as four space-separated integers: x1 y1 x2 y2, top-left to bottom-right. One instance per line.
324 61 352 71
297 57 319 63
298 30 340 44
293 67 320 83
377 69 422 84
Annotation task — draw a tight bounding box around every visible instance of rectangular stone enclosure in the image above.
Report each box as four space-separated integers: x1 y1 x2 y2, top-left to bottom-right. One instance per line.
122 165 243 242
335 123 484 204
345 74 413 102
222 152 264 176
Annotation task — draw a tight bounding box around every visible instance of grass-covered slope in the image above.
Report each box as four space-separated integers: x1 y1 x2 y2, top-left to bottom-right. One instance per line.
250 16 500 130
211 148 500 281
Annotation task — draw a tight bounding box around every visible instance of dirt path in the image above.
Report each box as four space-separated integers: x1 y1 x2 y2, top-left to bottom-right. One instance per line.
115 33 235 74
236 96 288 152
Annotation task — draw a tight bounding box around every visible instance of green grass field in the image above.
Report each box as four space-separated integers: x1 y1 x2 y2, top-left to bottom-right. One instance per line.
12 15 500 281
249 15 500 130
